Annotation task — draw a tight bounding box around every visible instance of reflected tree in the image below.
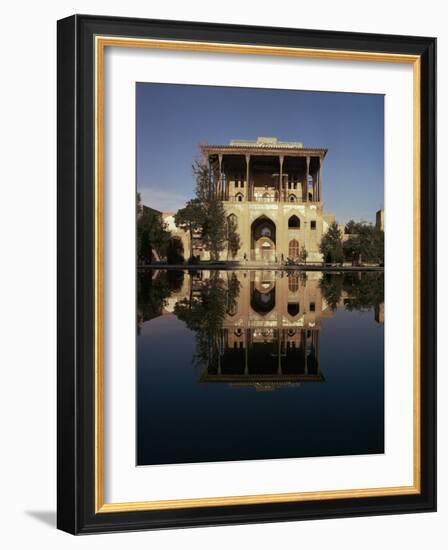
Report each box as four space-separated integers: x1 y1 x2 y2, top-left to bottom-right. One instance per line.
319 273 343 310
137 270 185 332
320 272 384 312
137 271 169 332
342 272 384 310
174 271 240 368
166 237 185 264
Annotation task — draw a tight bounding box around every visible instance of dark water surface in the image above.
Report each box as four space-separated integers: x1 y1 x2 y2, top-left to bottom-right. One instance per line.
137 269 384 466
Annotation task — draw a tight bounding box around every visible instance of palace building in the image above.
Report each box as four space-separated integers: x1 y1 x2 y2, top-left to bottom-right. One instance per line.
163 137 335 264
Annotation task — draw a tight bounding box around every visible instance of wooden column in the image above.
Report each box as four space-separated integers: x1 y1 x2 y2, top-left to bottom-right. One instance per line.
316 330 320 373
218 154 223 199
318 157 323 203
277 329 282 375
208 157 212 196
302 330 308 374
279 155 284 202
245 154 250 201
305 156 310 202
244 328 249 375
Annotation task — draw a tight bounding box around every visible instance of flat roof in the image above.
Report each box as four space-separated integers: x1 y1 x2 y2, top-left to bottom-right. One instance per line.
201 137 327 156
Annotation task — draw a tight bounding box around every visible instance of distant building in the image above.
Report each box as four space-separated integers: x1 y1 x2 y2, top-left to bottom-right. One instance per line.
376 208 384 231
138 203 161 219
137 204 164 262
339 223 352 243
162 211 190 260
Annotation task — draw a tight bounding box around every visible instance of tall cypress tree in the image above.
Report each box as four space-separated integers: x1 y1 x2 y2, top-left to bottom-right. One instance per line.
319 222 343 264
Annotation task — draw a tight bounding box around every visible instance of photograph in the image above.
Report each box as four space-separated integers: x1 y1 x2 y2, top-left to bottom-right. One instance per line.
136 83 385 466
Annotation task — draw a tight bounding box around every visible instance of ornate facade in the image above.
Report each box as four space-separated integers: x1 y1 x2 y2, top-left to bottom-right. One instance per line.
164 137 335 264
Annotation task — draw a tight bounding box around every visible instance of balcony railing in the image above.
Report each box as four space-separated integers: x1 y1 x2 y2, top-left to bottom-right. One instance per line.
226 195 309 203
253 196 278 203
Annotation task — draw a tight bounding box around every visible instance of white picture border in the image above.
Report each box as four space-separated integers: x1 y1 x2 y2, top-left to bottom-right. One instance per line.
103 45 414 504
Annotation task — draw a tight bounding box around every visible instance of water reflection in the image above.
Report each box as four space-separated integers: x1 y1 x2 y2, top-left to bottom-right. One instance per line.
137 269 384 465
138 269 383 392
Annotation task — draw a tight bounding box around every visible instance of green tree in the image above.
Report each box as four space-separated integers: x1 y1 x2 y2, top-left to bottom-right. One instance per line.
166 238 184 264
343 221 384 265
320 222 343 265
344 219 358 235
192 161 229 261
299 245 308 264
203 200 228 261
173 162 241 263
137 192 142 215
227 215 241 259
136 194 171 263
174 199 205 260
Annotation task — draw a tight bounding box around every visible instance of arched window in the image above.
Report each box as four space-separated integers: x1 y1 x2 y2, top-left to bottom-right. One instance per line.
289 239 300 258
289 194 296 202
288 274 300 292
251 288 275 315
252 216 276 245
288 215 300 229
287 303 300 317
235 193 243 202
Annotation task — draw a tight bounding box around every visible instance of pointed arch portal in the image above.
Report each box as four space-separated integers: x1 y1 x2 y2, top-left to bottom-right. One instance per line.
251 216 276 262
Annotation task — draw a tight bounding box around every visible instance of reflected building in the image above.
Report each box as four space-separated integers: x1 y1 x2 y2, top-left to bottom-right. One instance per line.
375 302 385 324
210 271 332 390
139 269 384 390
166 270 334 391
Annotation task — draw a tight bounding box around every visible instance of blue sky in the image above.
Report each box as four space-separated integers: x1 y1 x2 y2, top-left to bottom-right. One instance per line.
136 83 384 225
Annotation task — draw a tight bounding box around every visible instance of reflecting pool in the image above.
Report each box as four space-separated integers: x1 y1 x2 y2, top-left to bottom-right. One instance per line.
137 269 384 466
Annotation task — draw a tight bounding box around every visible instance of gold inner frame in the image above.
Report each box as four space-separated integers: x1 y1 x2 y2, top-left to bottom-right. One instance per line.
94 36 421 513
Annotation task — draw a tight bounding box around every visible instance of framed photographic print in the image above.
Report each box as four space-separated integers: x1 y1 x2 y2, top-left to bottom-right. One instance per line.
57 15 436 534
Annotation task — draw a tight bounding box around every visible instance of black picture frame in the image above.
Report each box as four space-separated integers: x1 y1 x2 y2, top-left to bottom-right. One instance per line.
57 14 436 534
